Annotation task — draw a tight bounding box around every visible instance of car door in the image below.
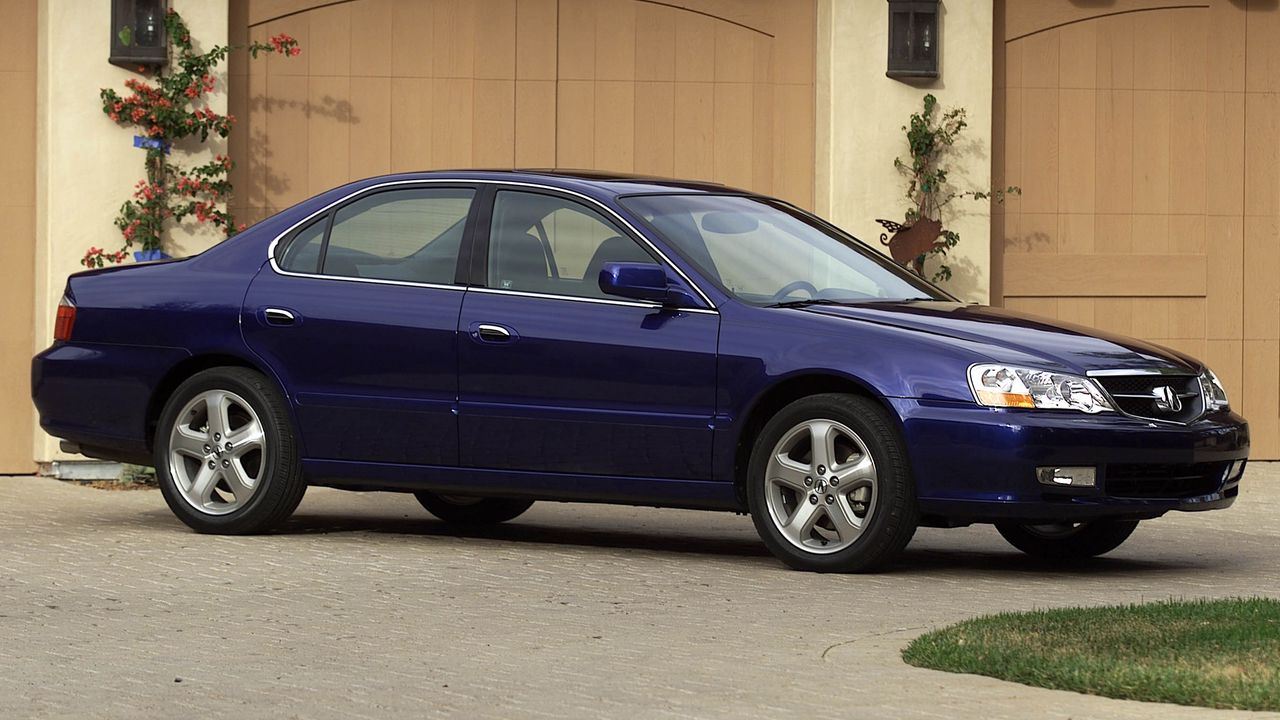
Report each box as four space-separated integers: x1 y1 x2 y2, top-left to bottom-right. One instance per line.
457 188 720 480
242 183 478 465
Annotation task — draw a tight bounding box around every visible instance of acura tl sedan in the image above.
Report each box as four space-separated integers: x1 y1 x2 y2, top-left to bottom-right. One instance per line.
32 170 1249 572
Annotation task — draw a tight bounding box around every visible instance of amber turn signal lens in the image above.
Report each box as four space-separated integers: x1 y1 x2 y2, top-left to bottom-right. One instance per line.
973 389 1036 408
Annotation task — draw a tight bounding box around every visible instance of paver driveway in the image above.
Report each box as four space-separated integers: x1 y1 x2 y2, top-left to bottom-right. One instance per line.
2 466 1277 720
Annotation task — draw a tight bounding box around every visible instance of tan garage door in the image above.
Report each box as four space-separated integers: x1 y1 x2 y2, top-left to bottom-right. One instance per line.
994 0 1280 458
228 0 815 229
0 0 37 473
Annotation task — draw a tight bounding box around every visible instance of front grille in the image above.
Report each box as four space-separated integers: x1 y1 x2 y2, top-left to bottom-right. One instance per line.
1093 374 1203 423
1106 462 1227 498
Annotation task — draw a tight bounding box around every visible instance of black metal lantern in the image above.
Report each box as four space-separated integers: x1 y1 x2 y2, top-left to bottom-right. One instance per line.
109 0 168 71
886 0 939 79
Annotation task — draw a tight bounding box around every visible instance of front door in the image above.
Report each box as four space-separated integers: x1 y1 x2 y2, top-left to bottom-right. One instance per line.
242 184 477 465
457 189 719 480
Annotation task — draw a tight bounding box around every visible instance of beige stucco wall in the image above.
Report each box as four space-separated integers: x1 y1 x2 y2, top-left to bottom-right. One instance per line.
817 0 994 303
34 0 229 464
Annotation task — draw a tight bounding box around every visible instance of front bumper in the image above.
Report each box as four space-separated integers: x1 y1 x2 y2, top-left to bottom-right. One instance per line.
889 398 1249 525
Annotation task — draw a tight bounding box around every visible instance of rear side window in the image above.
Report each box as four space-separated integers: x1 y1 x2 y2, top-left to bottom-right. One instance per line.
278 187 475 284
279 217 325 273
323 188 474 284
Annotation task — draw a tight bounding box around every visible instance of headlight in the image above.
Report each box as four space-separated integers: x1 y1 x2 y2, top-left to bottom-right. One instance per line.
1200 368 1229 411
968 364 1115 413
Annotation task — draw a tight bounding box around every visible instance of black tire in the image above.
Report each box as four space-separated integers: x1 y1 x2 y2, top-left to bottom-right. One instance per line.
154 367 306 534
746 393 918 573
414 492 534 524
995 520 1139 561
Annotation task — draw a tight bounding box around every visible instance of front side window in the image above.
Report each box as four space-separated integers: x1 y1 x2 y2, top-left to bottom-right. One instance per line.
487 191 657 299
306 187 474 284
620 194 943 305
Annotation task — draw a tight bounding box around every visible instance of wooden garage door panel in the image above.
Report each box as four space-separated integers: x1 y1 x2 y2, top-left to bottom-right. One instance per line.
1001 254 1206 297
1002 0 1205 43
232 0 816 220
247 0 778 36
996 0 1278 457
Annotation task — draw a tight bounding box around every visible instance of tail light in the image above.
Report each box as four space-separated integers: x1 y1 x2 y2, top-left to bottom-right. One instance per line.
54 296 76 341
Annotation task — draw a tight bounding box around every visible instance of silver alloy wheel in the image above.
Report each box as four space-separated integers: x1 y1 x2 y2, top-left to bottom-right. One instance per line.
167 389 266 516
764 418 877 554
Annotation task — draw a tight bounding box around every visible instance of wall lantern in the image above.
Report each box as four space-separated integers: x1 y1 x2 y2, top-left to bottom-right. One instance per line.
109 0 168 71
886 0 939 80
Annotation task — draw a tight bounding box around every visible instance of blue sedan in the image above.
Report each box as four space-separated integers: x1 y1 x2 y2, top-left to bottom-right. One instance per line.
31 170 1249 572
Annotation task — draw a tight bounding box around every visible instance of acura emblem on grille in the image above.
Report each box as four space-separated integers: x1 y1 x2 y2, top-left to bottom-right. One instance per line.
1153 385 1183 413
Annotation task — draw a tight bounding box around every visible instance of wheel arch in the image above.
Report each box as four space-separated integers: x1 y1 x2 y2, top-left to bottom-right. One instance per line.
730 371 906 503
145 352 295 453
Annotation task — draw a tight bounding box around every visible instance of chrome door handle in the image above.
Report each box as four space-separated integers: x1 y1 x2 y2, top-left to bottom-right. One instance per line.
264 308 297 326
476 324 512 342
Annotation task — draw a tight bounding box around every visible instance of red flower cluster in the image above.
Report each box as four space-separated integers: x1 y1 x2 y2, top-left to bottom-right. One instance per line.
185 73 217 98
176 175 222 199
269 33 302 56
193 201 224 223
134 180 163 201
82 247 130 268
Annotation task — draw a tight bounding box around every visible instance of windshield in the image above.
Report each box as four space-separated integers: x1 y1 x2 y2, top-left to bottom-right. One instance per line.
619 194 945 306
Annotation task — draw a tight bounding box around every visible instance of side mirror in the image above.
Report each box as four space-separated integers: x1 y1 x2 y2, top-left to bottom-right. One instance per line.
598 262 693 306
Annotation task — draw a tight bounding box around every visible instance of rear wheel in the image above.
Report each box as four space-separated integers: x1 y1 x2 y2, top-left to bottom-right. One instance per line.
995 520 1139 561
414 492 534 524
155 367 306 534
746 394 918 573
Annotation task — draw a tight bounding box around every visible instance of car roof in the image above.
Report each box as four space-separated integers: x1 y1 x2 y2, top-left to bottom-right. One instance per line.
366 168 750 198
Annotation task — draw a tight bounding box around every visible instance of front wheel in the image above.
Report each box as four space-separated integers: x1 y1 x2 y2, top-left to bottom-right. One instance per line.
746 394 918 573
155 367 306 534
995 520 1139 561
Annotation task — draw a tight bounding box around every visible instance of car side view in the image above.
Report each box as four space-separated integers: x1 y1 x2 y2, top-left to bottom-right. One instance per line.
32 170 1250 572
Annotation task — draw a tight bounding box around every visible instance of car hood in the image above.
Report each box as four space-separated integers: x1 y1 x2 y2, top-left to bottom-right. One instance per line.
802 301 1200 375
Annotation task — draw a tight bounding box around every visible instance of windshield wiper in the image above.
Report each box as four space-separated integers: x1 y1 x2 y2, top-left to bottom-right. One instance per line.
766 298 851 309
766 297 929 309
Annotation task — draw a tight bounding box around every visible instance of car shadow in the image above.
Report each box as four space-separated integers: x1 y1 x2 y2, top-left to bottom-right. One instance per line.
124 506 1245 575
279 511 774 559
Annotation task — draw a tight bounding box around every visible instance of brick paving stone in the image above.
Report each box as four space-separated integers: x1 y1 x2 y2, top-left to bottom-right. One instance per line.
0 464 1277 719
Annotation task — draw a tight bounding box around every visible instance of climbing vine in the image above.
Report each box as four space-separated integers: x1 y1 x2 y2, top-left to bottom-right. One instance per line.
86 9 300 267
893 94 1019 283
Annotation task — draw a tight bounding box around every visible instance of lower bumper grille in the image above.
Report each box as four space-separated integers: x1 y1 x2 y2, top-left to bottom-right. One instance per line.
1105 462 1228 498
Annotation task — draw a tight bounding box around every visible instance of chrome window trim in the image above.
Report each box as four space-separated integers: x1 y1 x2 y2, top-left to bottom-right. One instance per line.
469 286 718 314
263 269 466 293
264 178 719 311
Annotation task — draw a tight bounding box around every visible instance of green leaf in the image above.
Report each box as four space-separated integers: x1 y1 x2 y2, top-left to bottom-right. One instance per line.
118 25 133 47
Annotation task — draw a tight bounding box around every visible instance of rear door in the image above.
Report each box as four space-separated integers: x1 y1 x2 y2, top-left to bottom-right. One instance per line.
242 183 478 465
456 189 720 480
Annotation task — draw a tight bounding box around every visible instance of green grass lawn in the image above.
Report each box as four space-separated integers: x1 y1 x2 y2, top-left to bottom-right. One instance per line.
902 598 1280 711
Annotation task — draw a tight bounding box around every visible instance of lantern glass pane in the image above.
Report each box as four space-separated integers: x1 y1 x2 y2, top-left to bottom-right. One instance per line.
134 0 164 48
890 11 912 61
913 10 936 61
